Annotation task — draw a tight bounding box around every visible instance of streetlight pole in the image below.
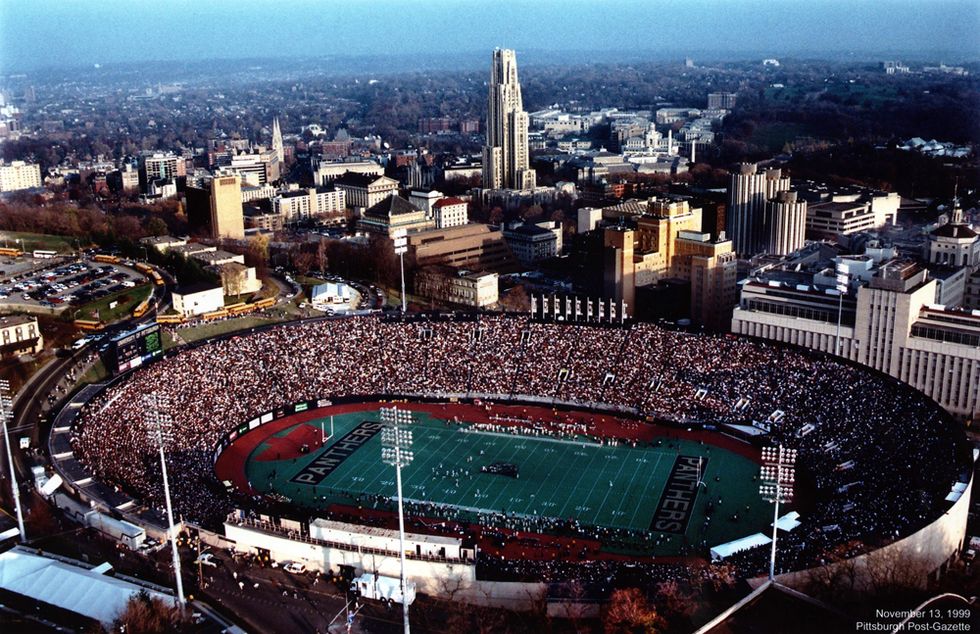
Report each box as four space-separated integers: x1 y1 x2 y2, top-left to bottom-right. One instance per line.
0 380 25 541
145 394 186 608
760 445 797 582
380 406 414 634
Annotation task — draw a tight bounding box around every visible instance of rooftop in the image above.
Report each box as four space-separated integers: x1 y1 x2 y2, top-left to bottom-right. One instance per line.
333 171 394 188
931 223 977 239
364 195 422 219
433 197 467 208
174 281 222 296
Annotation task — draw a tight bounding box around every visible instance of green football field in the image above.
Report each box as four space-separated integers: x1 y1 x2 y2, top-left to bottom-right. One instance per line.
243 411 771 555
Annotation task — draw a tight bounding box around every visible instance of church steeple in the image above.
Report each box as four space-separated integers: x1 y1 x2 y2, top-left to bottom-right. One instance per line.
272 117 284 166
951 181 963 225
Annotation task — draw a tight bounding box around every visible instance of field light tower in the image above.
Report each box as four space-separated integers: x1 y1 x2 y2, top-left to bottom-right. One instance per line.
759 445 797 582
0 380 25 540
393 229 408 313
380 406 414 634
834 262 849 356
145 394 186 608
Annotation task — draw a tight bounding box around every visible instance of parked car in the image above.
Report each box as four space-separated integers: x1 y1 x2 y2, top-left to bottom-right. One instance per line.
195 552 219 567
283 562 307 574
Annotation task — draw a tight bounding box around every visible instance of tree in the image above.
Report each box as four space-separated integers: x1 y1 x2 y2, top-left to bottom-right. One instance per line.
292 251 315 276
245 234 270 278
144 216 168 237
498 284 530 313
114 590 190 634
488 206 505 226
316 237 329 276
603 588 665 634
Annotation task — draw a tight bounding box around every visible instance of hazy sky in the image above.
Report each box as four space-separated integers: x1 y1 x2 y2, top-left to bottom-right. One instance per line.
1 0 977 72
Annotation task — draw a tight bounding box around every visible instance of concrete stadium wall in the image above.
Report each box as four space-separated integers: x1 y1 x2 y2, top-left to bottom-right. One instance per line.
223 522 544 609
748 473 973 594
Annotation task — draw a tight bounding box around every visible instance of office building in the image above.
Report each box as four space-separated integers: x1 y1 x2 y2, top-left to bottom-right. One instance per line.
482 48 536 191
208 262 262 296
171 283 225 317
314 160 383 185
414 267 499 308
357 195 434 238
577 207 603 234
763 190 808 255
241 184 276 203
601 198 739 329
707 92 737 109
140 153 184 191
333 173 399 210
726 163 790 256
732 257 980 421
432 197 468 229
603 227 636 310
186 176 245 240
965 270 980 310
0 315 42 356
502 222 558 266
273 187 346 224
0 160 42 192
216 149 279 186
407 223 516 271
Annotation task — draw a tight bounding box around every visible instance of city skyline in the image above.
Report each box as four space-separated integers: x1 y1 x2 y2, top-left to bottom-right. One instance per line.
1 0 978 73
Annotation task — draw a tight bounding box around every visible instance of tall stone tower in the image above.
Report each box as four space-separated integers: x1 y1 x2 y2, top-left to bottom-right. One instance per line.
482 48 536 191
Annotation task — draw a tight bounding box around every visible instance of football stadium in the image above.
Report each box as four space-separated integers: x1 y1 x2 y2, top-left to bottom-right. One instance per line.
62 313 973 599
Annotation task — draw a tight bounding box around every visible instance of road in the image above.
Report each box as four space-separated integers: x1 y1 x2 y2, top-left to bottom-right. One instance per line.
194 549 404 634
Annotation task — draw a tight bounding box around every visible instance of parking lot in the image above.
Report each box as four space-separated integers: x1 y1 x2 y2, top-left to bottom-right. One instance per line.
0 258 148 312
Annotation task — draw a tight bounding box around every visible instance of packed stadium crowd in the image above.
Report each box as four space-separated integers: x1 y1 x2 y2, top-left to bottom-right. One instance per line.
69 314 968 576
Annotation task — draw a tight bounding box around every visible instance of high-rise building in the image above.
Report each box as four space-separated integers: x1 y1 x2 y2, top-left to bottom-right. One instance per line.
726 163 790 256
763 190 808 256
603 227 636 310
140 153 184 191
210 175 245 240
707 92 737 109
0 160 41 192
482 48 536 191
187 176 245 240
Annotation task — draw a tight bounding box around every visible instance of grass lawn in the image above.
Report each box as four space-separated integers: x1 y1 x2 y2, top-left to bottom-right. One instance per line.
175 314 293 344
72 284 153 324
75 359 107 387
0 231 80 254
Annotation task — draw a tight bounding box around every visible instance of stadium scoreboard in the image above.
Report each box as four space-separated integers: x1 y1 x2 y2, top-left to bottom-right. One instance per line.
103 323 163 374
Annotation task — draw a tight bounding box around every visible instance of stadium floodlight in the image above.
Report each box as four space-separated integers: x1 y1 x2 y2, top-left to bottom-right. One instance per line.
0 380 25 541
380 406 414 634
144 394 185 608
759 444 797 582
834 263 849 356
393 229 408 314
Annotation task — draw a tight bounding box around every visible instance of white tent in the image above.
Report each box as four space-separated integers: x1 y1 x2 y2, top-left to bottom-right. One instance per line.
710 533 772 561
0 548 172 625
772 511 802 532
